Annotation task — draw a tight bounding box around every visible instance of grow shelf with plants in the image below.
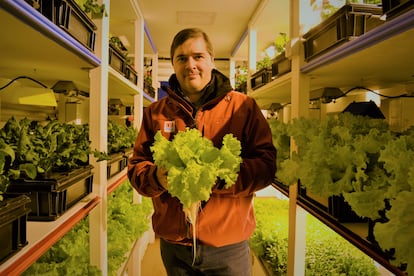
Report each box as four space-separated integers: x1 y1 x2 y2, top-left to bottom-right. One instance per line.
106 120 137 180
269 113 411 276
23 0 98 52
303 2 384 61
251 197 385 276
0 117 102 221
7 165 94 221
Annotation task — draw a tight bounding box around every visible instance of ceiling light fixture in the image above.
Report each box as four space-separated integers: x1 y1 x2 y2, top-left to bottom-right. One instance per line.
52 81 89 97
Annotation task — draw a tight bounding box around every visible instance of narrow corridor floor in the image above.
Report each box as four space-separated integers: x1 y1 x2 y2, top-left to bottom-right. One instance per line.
141 238 167 276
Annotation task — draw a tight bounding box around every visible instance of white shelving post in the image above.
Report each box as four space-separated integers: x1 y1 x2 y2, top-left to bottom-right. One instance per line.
88 0 110 274
286 0 309 275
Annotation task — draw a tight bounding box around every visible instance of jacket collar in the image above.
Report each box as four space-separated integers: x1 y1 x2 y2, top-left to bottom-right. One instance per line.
166 69 233 108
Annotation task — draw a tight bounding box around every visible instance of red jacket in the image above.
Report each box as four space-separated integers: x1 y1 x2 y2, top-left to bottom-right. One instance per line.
128 70 276 247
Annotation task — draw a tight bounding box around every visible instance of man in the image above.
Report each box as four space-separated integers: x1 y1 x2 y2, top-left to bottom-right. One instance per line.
128 28 276 275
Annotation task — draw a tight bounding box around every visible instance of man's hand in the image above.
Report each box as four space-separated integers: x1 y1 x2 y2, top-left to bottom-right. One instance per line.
156 166 168 189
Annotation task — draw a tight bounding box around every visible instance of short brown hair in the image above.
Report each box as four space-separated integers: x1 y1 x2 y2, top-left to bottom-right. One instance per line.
170 28 214 64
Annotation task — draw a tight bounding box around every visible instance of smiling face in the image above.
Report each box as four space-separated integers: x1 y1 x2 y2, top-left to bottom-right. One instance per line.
172 36 215 102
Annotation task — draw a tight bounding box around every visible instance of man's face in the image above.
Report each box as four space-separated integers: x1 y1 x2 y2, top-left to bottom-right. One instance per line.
172 37 214 98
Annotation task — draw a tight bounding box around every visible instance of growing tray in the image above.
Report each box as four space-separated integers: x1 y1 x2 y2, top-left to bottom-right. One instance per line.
303 3 384 61
298 186 366 223
250 68 272 90
0 195 31 264
382 0 414 21
6 165 94 221
109 44 127 75
24 0 97 51
107 152 127 179
56 0 97 51
125 64 138 85
271 52 291 79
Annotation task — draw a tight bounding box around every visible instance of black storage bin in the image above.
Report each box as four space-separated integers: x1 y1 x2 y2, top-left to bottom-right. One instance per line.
271 52 291 78
7 165 94 221
0 195 31 264
109 44 126 75
24 0 97 51
303 3 384 61
298 187 366 223
250 68 272 90
107 153 126 179
55 0 97 51
125 64 138 85
382 0 414 20
123 148 133 168
329 195 367 223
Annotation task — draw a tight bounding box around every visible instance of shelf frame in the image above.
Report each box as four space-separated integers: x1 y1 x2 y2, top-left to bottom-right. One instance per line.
301 8 414 73
0 0 100 67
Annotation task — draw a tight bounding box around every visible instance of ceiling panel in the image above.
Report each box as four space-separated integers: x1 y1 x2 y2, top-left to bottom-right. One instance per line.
136 0 290 60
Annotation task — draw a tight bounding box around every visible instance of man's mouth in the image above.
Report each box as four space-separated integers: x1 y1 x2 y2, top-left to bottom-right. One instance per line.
187 73 199 79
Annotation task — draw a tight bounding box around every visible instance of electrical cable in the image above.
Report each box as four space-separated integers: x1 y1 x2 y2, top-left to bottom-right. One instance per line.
0 76 48 90
342 86 414 99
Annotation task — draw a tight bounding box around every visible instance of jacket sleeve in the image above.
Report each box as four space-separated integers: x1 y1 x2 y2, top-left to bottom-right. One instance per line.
213 96 277 196
127 107 166 197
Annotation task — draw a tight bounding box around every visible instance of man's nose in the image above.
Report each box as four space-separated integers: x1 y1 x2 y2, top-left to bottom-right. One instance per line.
186 57 196 69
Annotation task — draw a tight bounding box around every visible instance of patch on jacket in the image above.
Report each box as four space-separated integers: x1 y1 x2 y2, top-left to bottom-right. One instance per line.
164 121 175 133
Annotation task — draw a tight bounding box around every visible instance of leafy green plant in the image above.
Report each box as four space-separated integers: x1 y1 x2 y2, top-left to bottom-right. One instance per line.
22 216 101 275
0 138 16 201
276 113 392 199
151 128 242 261
267 118 290 170
23 180 153 275
74 0 107 18
268 114 412 274
107 180 153 275
107 120 137 154
251 197 380 275
256 56 272 71
0 117 107 180
369 132 414 274
250 197 289 274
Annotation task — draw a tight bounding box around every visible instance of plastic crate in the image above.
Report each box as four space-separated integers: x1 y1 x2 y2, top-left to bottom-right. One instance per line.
382 0 414 20
329 195 367 223
109 44 126 75
56 0 97 51
271 52 291 78
6 166 94 221
250 68 272 90
25 0 97 51
23 0 53 19
107 153 126 179
303 3 384 61
122 148 133 168
0 195 31 264
125 64 138 85
299 187 366 223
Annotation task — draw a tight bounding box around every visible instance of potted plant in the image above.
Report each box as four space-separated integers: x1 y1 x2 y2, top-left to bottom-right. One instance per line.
0 117 106 221
106 120 137 179
74 0 107 18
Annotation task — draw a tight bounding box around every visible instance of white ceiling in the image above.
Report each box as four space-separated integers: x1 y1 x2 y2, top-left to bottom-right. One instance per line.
110 0 290 61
